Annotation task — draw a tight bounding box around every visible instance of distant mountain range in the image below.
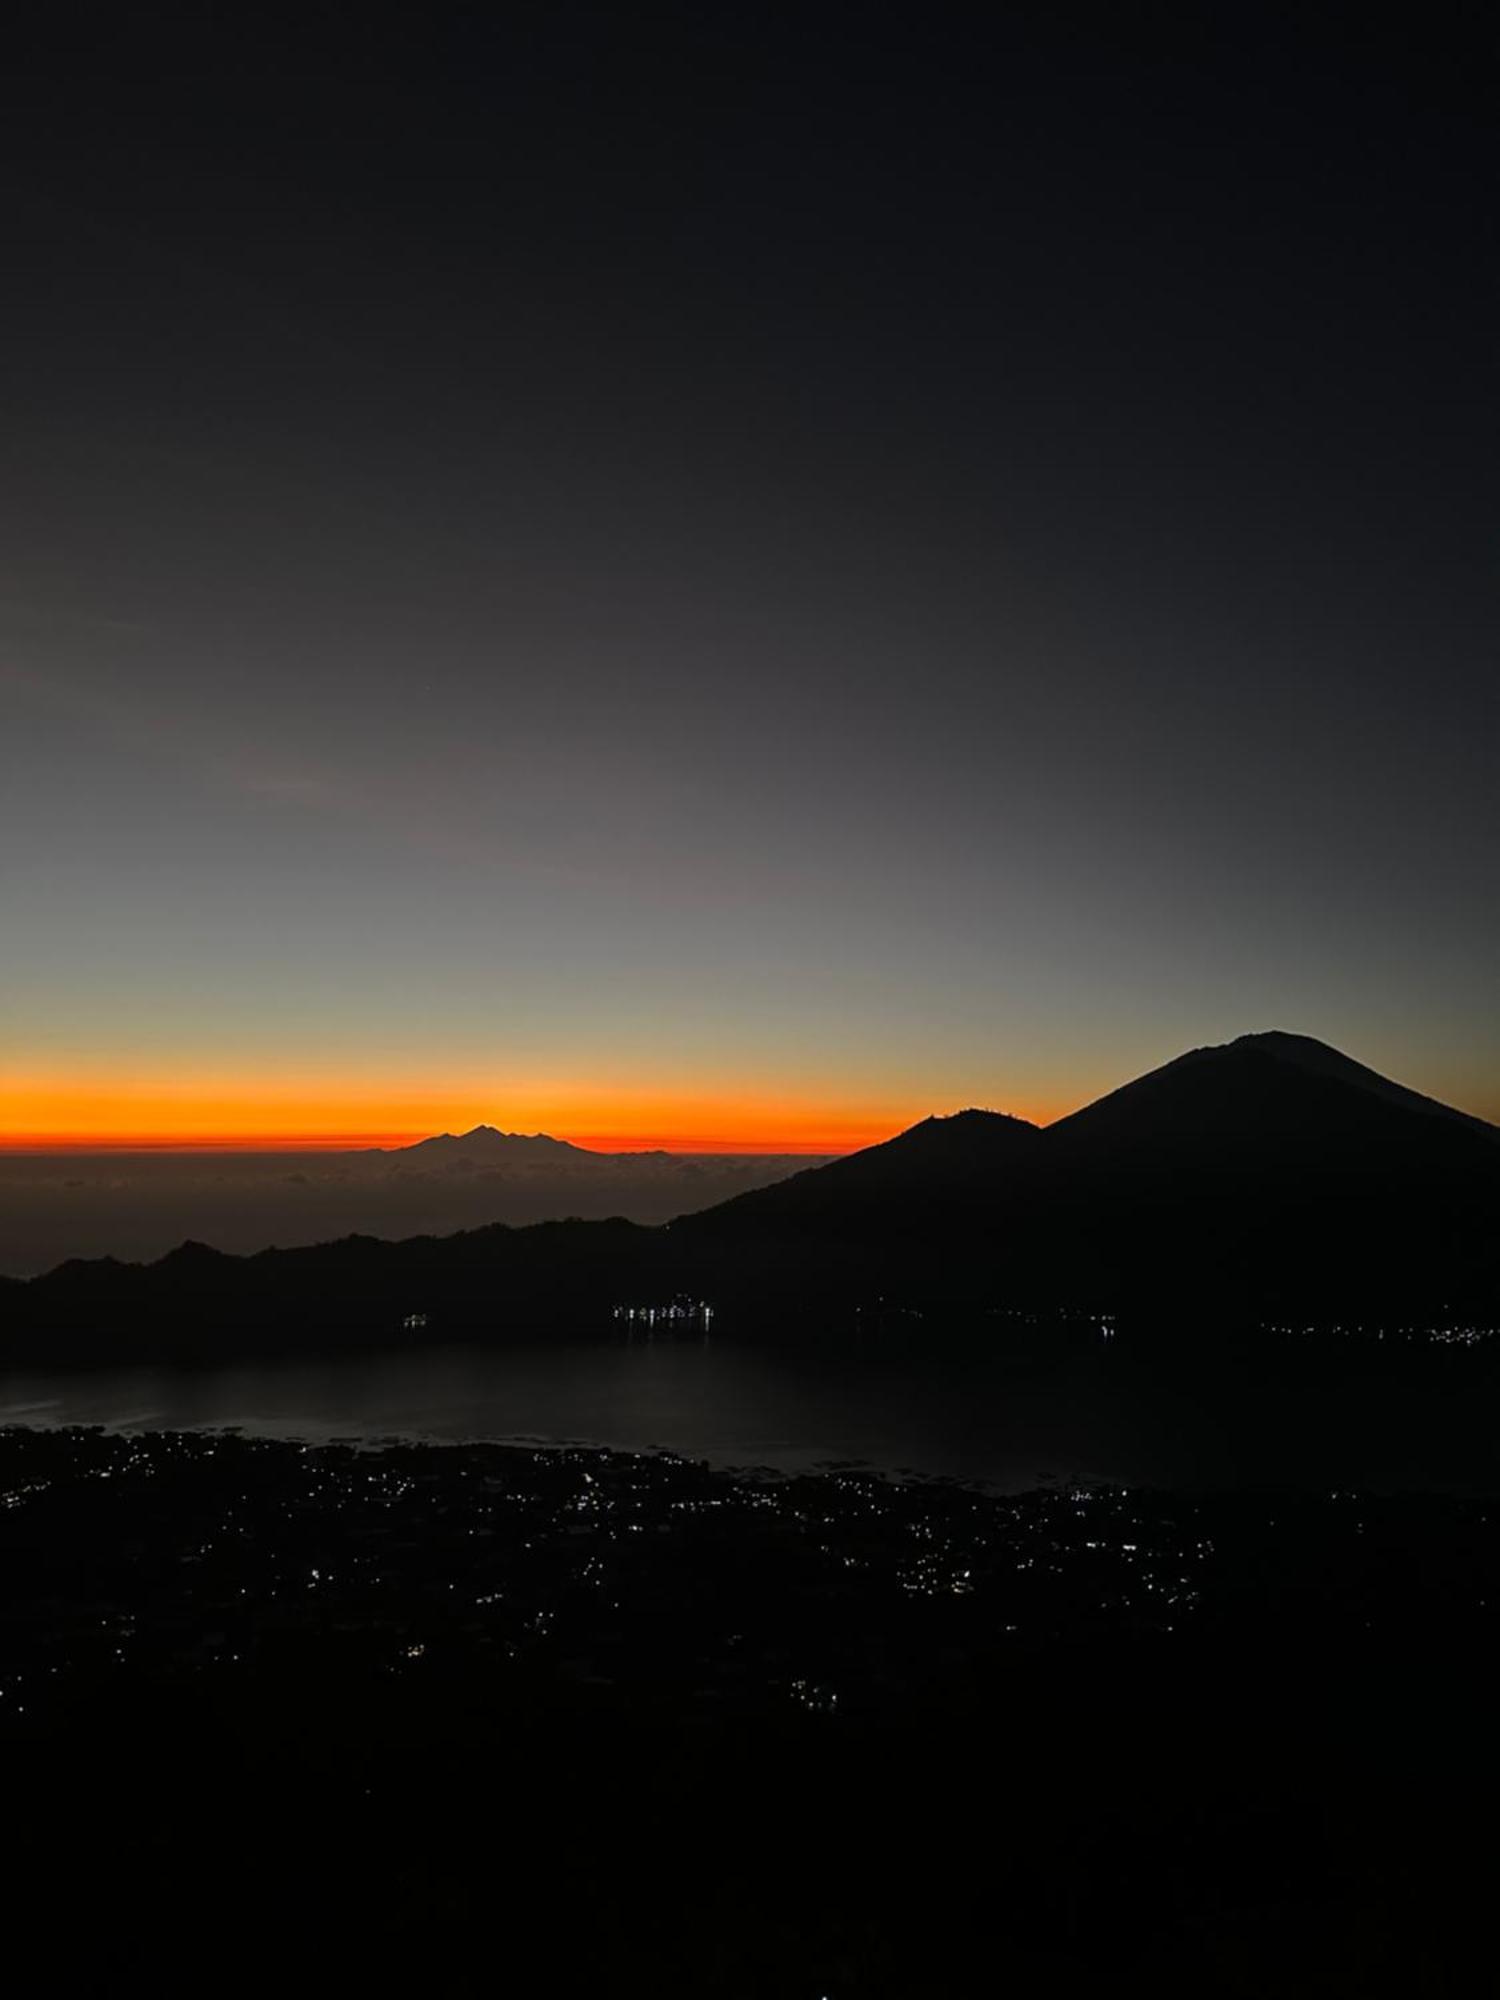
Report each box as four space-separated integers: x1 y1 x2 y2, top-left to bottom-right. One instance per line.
0 1134 833 1276
375 1125 679 1165
4 1033 1498 1362
383 1125 600 1162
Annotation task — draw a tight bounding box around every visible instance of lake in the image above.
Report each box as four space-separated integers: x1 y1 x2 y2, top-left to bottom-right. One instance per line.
2 1332 1495 1490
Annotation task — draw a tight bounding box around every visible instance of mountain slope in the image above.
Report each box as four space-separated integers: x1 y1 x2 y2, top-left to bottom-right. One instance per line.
678 1108 1041 1236
1033 1034 1500 1306
5 1036 1498 1358
1048 1032 1500 1164
676 1035 1500 1312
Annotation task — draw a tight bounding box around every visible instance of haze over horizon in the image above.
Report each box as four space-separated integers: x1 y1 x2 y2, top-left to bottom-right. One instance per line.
4 11 1495 1148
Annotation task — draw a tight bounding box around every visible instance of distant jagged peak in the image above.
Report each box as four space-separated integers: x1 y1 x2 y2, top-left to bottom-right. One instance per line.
921 1106 1037 1129
397 1125 588 1158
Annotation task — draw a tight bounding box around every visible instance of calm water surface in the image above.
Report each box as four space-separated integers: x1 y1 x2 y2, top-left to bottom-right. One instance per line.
2 1336 1494 1490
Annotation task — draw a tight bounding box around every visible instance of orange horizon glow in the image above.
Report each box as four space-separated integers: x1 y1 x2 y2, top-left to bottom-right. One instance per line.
0 1131 862 1156
0 1072 1067 1156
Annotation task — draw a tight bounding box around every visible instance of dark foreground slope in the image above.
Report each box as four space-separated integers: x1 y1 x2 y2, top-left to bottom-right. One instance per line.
0 1215 672 1365
4 1425 1498 1998
4 1035 1497 1364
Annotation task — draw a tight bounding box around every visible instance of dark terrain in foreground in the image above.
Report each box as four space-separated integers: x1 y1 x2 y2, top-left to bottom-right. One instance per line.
4 1425 1497 1995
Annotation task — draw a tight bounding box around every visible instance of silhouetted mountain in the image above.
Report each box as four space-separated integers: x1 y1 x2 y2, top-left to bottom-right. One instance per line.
667 1108 1043 1304
683 1108 1041 1234
1203 1032 1498 1138
1 1216 665 1365
0 1136 835 1274
383 1125 591 1164
1033 1033 1500 1307
673 1034 1500 1315
1047 1032 1500 1161
5 1035 1498 1362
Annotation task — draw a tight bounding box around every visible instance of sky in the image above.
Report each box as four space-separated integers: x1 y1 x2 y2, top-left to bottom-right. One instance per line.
2 7 1496 1148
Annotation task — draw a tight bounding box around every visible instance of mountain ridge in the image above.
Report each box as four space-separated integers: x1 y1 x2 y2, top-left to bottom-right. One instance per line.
5 1034 1498 1358
386 1125 593 1161
669 1033 1500 1310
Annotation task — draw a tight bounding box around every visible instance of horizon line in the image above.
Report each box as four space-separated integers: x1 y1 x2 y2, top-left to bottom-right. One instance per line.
0 1131 861 1157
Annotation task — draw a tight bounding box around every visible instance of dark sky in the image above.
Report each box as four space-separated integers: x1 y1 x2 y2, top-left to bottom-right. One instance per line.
3 6 1496 1142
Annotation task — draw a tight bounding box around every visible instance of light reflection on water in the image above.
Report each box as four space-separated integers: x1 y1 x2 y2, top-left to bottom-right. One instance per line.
0 1337 1494 1491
